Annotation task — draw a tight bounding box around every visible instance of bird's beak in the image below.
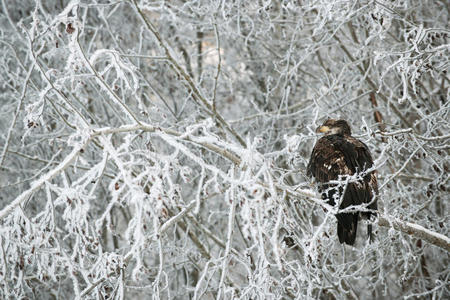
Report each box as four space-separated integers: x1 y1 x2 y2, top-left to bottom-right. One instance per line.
316 125 330 133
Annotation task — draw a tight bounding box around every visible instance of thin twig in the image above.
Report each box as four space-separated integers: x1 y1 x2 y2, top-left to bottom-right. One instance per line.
212 20 222 113
130 0 247 147
0 64 34 167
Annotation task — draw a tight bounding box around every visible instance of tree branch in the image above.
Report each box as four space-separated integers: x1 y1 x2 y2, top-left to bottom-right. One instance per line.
378 215 450 252
0 138 89 221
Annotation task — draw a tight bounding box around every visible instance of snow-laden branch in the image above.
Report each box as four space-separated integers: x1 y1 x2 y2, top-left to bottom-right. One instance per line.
378 215 450 252
375 129 450 141
3 121 448 255
282 185 449 251
0 138 90 221
0 123 240 221
92 123 242 165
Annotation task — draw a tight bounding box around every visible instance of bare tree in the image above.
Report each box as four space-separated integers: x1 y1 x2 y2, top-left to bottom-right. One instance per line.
0 0 448 299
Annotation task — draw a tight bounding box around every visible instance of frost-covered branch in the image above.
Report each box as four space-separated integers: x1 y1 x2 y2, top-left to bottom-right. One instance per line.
0 137 90 221
378 215 450 252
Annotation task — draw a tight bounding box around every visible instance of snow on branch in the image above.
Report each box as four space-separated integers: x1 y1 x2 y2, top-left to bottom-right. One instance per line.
282 185 449 252
3 121 447 256
378 215 450 252
0 137 90 221
0 122 241 221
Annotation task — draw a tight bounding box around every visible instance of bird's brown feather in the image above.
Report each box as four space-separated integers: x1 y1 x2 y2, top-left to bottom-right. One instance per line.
307 124 378 245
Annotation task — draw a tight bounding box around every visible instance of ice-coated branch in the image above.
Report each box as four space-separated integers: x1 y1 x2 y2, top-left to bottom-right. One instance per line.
376 129 450 141
378 215 450 252
217 182 237 300
75 34 141 124
281 184 449 252
92 123 242 165
0 122 244 222
0 138 90 221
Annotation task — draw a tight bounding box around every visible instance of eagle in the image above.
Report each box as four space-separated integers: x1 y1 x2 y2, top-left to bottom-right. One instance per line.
307 119 378 245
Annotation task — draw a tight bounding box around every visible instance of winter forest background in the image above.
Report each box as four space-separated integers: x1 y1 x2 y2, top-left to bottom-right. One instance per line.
0 0 449 299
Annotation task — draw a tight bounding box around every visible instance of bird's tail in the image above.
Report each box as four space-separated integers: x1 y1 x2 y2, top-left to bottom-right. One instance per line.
368 223 373 243
337 214 358 245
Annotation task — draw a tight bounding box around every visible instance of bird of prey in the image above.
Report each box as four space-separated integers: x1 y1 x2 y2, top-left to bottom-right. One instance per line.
307 119 378 245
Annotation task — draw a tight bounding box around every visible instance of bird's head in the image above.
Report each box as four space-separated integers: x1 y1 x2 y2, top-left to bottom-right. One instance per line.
316 119 352 135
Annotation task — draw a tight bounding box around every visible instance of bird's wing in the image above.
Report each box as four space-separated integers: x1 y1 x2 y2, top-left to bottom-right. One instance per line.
307 135 378 205
307 135 356 183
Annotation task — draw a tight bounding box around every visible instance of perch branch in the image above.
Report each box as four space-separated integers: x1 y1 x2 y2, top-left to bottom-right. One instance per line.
378 215 450 252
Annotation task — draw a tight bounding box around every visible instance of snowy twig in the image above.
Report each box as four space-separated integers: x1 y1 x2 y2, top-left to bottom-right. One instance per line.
376 129 450 142
217 182 236 300
75 33 141 124
0 64 34 167
130 0 247 147
212 20 221 113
